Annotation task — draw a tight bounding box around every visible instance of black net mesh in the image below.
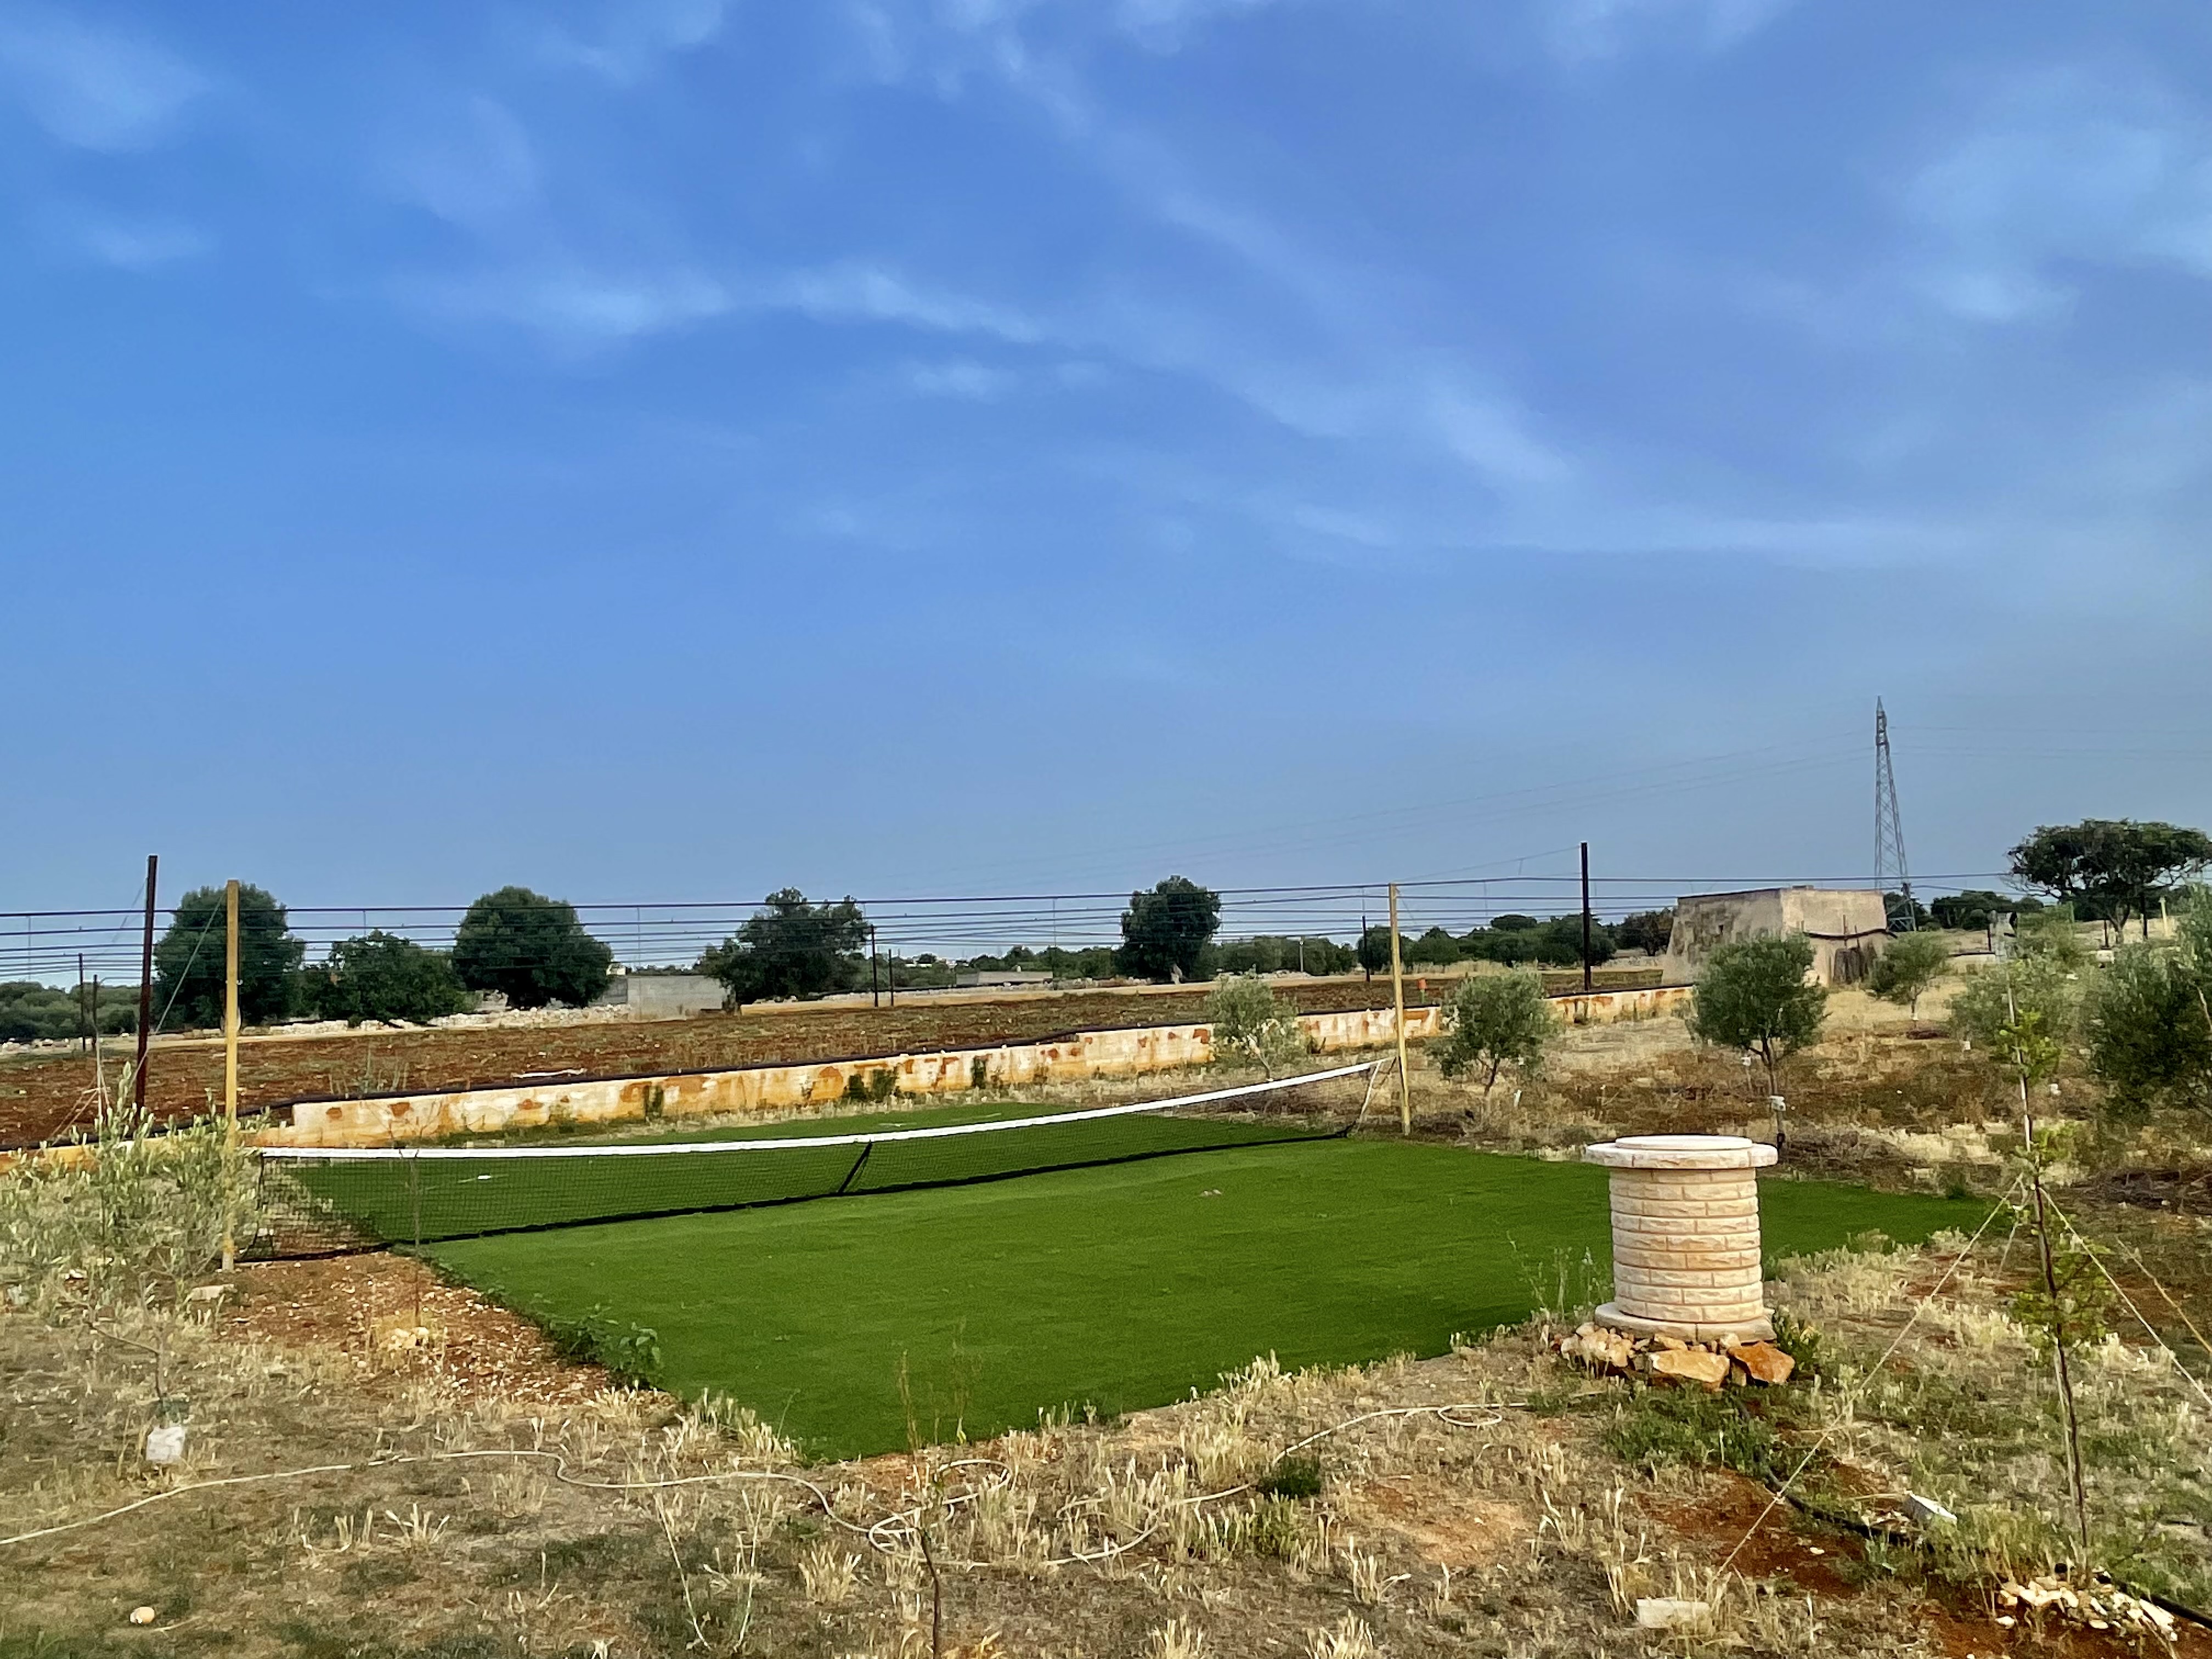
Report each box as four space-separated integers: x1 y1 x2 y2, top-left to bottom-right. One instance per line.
246 1062 1379 1256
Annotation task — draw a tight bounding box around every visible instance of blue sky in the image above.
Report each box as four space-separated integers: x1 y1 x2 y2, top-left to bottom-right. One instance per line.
4 0 2210 928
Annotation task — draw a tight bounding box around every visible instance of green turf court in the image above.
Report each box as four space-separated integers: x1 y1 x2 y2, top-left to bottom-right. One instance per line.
423 1137 1983 1459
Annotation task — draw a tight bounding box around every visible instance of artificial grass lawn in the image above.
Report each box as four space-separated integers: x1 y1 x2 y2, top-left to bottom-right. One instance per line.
427 1139 1984 1459
290 1100 1336 1244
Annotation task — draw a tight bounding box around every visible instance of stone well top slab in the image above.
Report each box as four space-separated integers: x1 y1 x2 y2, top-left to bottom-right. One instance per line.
1583 1133 1779 1172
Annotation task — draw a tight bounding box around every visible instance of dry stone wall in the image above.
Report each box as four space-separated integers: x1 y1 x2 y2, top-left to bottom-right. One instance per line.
268 984 1691 1148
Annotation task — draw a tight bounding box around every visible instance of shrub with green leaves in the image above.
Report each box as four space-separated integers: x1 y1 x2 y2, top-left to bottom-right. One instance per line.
2082 895 2212 1115
1866 929 1952 1019
0 1079 256 1311
154 883 304 1029
1206 973 1311 1078
453 886 615 1010
1434 970 1552 1095
307 931 474 1026
698 889 869 1004
1687 933 1826 1093
1949 952 2082 1062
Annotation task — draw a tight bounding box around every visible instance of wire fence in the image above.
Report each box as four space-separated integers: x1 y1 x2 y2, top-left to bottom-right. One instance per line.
2 869 2022 985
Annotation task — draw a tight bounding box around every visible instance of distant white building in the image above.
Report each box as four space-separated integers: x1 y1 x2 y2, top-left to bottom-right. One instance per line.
596 973 727 1018
953 969 1055 989
1661 888 1891 987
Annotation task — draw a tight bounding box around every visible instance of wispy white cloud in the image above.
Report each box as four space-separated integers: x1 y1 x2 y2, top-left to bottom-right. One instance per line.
538 0 731 86
1906 69 2212 324
776 262 1045 342
403 266 731 343
1537 0 1791 64
67 211 211 270
901 358 1018 399
1426 387 1572 487
400 257 1043 351
377 95 540 230
0 5 205 150
1111 0 1285 54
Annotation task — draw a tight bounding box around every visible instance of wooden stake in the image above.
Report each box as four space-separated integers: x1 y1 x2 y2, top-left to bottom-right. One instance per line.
1388 883 1410 1135
133 854 156 1112
222 878 240 1272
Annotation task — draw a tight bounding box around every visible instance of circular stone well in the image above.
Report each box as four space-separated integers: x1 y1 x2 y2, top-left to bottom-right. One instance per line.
1584 1133 1779 1344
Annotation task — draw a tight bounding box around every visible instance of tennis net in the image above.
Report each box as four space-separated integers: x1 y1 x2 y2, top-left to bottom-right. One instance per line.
247 1060 1382 1256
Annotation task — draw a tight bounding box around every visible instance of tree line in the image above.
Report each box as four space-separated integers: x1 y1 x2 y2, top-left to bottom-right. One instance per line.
70 815 2204 1037
92 872 1656 1035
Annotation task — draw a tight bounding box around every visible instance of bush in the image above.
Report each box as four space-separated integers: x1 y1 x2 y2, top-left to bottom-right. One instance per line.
0 1085 255 1311
2083 940 2211 1115
1459 918 1594 968
1404 926 1464 966
153 884 305 1030
1356 925 1395 977
1255 1455 1323 1500
307 932 474 1026
1948 952 2082 1060
1036 944 1120 980
1118 877 1221 983
1538 913 1615 968
1434 970 1552 1095
1603 1383 1793 1485
452 887 615 1011
1213 935 1353 976
698 889 868 1004
1207 973 1311 1078
1617 909 1674 956
1929 889 2038 930
0 981 136 1043
1688 934 1825 1093
1866 930 1951 1018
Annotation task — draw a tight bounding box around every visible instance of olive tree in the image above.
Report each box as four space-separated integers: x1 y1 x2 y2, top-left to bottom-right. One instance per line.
308 932 474 1026
698 889 868 1005
1688 934 1826 1096
1865 930 1951 1019
154 884 304 1030
1949 918 2085 1058
453 887 614 1010
1435 971 1553 1097
1118 877 1222 983
2081 887 2212 1116
1206 973 1311 1079
2010 819 2212 939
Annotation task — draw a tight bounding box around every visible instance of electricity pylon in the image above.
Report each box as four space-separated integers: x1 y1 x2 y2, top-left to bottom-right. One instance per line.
1875 698 1915 930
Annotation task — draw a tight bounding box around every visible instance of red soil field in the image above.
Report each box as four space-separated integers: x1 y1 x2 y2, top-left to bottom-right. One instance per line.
0 968 1657 1147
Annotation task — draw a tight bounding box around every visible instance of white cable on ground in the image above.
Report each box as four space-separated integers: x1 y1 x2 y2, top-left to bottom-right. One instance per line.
0 1395 1521 1563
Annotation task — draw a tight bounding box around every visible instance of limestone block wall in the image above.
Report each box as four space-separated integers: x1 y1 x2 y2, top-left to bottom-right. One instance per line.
264 984 1687 1148
1662 887 1891 986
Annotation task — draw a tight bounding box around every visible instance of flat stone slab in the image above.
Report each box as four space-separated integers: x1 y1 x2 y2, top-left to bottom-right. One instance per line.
1584 1133 1779 1171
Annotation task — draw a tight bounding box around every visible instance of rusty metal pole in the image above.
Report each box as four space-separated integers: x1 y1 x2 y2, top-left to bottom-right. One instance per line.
1387 884 1410 1135
1581 842 1593 995
132 854 156 1112
870 924 881 1008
